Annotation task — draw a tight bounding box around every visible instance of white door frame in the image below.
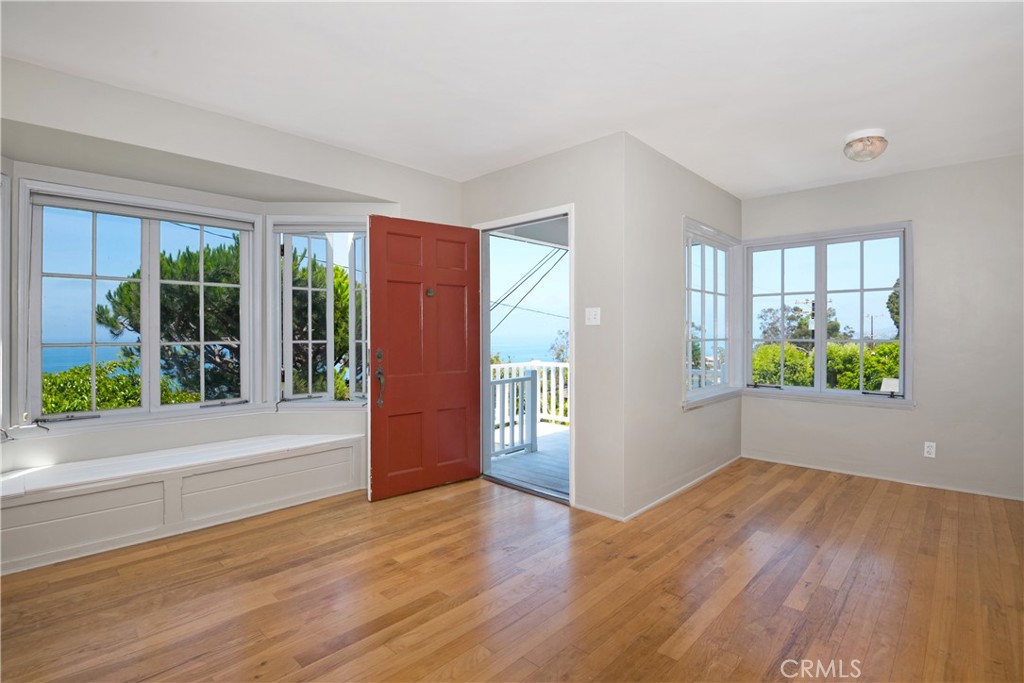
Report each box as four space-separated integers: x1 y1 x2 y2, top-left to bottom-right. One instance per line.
473 205 575 506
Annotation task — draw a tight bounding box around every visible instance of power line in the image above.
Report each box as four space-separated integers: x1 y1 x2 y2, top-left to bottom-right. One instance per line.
491 251 567 333
490 248 560 311
489 302 568 319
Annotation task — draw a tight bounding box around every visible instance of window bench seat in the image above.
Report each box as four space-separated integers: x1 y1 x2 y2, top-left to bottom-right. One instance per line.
1 434 364 574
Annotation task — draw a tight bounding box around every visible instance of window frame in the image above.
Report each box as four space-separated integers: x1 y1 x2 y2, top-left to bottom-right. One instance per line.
266 217 369 408
18 179 259 424
683 217 742 408
743 221 914 407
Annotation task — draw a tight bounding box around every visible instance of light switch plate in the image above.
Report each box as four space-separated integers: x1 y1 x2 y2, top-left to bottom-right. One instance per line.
585 307 601 326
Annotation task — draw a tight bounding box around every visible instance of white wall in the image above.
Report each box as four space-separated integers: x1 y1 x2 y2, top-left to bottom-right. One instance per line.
741 156 1024 500
464 133 745 519
463 133 628 517
622 136 742 515
1 59 462 223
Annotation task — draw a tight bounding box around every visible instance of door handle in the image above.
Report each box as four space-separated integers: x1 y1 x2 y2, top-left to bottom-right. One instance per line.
375 366 386 408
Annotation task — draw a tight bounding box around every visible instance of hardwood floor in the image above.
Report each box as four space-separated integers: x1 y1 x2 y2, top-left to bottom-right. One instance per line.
2 459 1021 682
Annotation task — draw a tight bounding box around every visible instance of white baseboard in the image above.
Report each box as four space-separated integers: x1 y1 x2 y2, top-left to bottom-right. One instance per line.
741 452 1024 502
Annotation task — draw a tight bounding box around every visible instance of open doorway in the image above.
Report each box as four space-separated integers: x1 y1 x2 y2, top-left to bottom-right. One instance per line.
481 215 570 501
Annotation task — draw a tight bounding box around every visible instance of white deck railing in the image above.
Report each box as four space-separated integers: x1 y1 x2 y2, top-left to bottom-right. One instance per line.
491 361 570 425
490 371 537 456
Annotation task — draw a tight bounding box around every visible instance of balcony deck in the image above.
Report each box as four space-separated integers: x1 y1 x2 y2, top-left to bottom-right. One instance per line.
489 421 569 498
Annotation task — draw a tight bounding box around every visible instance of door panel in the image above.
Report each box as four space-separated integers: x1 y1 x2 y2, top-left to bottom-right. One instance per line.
369 216 480 500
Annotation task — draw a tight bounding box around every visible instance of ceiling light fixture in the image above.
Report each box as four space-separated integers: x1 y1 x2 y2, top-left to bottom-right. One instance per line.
843 128 888 162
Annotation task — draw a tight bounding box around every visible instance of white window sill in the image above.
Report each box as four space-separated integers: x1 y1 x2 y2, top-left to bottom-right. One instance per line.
4 401 368 441
682 387 743 411
274 399 368 413
742 387 916 410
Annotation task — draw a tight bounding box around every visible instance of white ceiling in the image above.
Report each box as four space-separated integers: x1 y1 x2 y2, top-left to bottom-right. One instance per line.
2 2 1021 199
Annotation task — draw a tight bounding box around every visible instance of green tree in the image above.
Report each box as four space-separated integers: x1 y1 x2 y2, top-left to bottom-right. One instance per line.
550 329 569 363
751 342 814 387
886 278 901 336
757 305 853 341
826 342 861 390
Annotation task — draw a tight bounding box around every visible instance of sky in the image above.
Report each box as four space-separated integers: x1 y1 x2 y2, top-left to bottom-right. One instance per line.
748 237 901 341
488 234 569 362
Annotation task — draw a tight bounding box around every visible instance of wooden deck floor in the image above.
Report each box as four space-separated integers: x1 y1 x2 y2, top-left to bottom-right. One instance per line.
2 459 1021 682
490 423 569 497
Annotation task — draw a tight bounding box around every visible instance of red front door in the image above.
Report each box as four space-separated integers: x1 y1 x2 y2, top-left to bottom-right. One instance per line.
368 216 481 500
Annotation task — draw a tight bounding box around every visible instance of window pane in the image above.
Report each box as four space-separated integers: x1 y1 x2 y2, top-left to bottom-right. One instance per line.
95 346 141 410
717 248 727 293
353 287 365 341
160 221 201 281
352 342 365 396
292 290 308 341
96 214 141 278
311 238 329 288
205 286 240 341
42 346 92 414
826 341 861 390
42 277 92 343
96 280 141 343
752 295 782 340
311 290 328 340
292 237 309 286
751 341 781 385
705 292 716 339
864 290 899 340
864 341 900 391
312 343 329 393
292 343 309 393
204 344 241 400
784 246 815 293
689 334 701 389
689 243 702 290
784 342 815 387
784 295 814 340
827 292 860 339
863 237 900 290
751 249 781 295
204 227 240 284
160 284 200 342
43 207 91 275
716 341 728 385
160 345 201 404
704 245 715 292
704 341 725 386
690 291 703 338
716 294 727 340
827 241 860 291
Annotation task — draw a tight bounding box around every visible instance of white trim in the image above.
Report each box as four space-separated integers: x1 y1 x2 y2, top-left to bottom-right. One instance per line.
740 453 1023 502
473 204 575 507
0 173 10 431
742 387 915 409
23 179 258 229
742 220 912 248
681 387 742 411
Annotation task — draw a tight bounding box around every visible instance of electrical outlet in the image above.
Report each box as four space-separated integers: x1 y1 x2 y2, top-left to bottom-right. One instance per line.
923 441 936 458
